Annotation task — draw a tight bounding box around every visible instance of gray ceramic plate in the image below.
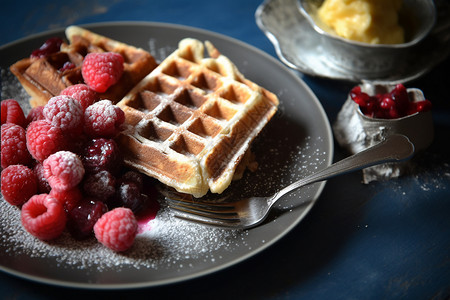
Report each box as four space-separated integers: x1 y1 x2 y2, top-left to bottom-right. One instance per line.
256 0 450 83
0 22 333 289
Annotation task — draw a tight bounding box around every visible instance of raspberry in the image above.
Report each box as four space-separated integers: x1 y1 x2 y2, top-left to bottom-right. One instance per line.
60 84 99 111
43 95 83 134
81 138 122 174
21 194 66 241
83 100 125 137
26 106 45 124
94 207 138 252
50 187 83 212
30 37 63 59
67 198 108 240
26 120 67 162
43 151 85 191
1 124 32 168
33 163 51 193
1 165 37 206
83 170 116 200
1 99 26 127
81 52 124 93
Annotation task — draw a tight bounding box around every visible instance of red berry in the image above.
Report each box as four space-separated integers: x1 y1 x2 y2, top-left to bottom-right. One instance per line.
1 99 26 127
388 107 400 119
33 163 52 193
43 95 84 134
115 181 148 214
50 187 83 212
83 100 125 137
94 207 138 252
120 171 144 191
60 84 99 111
30 37 63 59
349 86 361 99
21 194 66 241
1 165 38 206
390 84 409 115
81 52 124 93
26 120 68 162
349 84 432 120
43 151 85 192
26 106 45 124
380 96 395 110
67 198 108 240
81 138 123 174
415 100 432 113
59 61 75 72
83 170 116 200
1 123 32 168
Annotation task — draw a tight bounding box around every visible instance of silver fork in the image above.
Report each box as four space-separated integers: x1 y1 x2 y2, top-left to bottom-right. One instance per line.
167 134 415 230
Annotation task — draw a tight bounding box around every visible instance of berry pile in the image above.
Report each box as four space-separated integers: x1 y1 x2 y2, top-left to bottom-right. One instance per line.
1 44 157 252
1 95 157 251
350 84 432 119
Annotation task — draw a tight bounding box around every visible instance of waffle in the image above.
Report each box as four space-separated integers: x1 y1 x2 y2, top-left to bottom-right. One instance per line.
10 26 157 107
116 38 279 197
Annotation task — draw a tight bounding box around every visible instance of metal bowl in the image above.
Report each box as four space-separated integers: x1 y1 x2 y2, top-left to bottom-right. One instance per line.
297 0 437 78
333 82 434 183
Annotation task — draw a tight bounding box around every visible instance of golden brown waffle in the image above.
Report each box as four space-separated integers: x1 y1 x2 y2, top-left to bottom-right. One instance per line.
10 26 157 107
116 38 279 197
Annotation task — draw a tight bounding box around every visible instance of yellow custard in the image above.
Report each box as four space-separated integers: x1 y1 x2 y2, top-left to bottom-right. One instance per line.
317 0 404 44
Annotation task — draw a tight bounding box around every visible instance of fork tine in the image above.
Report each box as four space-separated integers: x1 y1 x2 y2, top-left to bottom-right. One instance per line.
168 201 239 220
166 198 236 213
173 213 241 228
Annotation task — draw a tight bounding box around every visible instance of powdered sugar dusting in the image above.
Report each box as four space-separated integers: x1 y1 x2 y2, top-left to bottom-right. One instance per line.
0 65 329 282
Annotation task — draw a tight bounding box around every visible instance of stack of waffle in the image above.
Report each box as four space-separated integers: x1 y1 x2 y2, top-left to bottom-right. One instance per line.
116 38 279 197
10 26 157 107
10 27 279 198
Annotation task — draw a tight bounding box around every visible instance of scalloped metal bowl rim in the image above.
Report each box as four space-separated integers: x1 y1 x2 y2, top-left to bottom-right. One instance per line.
297 0 437 49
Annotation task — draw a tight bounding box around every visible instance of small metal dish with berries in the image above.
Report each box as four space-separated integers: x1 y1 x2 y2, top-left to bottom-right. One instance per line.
333 82 433 183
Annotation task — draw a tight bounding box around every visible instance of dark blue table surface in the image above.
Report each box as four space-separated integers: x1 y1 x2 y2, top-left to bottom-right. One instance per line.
1 1 449 299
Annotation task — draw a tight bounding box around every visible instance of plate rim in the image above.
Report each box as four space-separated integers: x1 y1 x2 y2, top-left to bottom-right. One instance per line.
0 20 334 289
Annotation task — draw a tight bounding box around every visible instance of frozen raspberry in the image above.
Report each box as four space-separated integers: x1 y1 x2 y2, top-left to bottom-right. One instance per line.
43 95 83 134
50 187 83 212
30 37 63 59
21 194 66 241
26 106 45 124
1 99 26 127
33 163 51 193
83 170 116 200
26 120 67 162
60 84 99 111
1 165 38 206
1 124 32 168
83 100 125 138
67 198 108 240
81 138 122 174
94 207 138 252
43 151 85 191
82 52 124 93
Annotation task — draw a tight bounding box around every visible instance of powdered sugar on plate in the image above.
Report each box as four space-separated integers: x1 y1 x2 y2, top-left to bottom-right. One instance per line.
0 66 327 273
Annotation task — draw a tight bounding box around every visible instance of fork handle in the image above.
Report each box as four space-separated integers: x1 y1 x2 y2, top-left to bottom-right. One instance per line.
274 134 415 200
